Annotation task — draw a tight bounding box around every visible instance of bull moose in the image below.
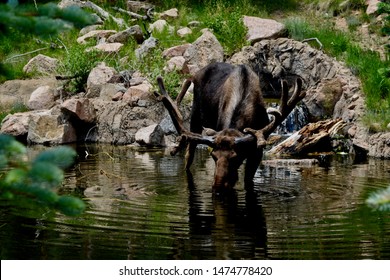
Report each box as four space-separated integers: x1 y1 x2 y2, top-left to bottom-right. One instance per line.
154 62 305 189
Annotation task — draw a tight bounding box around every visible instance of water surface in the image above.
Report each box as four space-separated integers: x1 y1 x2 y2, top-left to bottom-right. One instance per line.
1 144 390 259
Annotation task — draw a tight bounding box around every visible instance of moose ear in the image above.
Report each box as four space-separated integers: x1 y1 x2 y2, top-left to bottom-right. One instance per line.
202 127 218 136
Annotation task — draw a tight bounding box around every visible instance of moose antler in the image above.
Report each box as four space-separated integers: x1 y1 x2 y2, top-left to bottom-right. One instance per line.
154 77 215 155
243 78 305 148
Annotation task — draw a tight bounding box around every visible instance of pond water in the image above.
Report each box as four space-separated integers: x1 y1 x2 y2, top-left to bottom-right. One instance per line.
1 144 390 260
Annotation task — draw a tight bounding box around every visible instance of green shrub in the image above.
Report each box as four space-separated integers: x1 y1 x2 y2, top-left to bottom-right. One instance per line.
366 185 390 212
200 1 248 56
57 43 102 93
0 134 85 216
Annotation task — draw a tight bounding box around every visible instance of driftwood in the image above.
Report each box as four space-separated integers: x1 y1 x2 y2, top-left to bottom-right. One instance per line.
113 7 154 21
267 118 346 156
62 0 127 28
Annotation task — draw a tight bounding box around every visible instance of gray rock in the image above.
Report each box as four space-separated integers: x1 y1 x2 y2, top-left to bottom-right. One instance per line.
164 56 186 73
1 111 31 138
88 42 123 53
61 97 97 123
149 19 170 33
27 110 77 145
28 85 57 110
243 16 286 45
183 30 224 75
86 62 117 97
127 1 154 13
135 36 158 59
163 43 192 58
90 99 166 144
0 78 58 107
99 84 126 101
77 30 117 44
107 25 144 44
79 24 101 36
122 82 153 106
159 8 179 20
135 124 165 146
366 0 381 15
177 27 192 37
23 54 59 76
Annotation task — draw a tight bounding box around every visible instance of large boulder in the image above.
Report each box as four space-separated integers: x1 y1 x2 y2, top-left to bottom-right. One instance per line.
61 97 97 123
122 82 154 107
89 99 165 144
1 112 31 138
1 108 77 144
0 78 58 107
27 110 77 145
183 30 224 75
229 38 368 156
23 54 59 76
86 62 117 98
27 85 58 110
243 16 286 45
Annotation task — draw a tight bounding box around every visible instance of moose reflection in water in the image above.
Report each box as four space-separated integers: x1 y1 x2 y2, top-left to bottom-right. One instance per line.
185 171 268 259
154 62 305 190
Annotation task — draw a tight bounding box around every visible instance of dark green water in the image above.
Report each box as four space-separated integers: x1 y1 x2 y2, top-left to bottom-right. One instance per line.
1 144 390 259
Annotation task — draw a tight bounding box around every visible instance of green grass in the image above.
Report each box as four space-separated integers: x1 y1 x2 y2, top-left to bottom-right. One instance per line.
0 103 29 125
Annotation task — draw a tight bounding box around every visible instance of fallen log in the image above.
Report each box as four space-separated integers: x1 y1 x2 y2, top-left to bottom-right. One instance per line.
266 118 347 156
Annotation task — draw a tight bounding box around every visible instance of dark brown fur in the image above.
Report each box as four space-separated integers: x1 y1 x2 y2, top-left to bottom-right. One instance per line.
185 62 270 189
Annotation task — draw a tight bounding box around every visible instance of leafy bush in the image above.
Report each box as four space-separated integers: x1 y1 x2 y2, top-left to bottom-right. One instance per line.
366 185 390 212
58 43 101 93
201 1 248 55
0 134 85 216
